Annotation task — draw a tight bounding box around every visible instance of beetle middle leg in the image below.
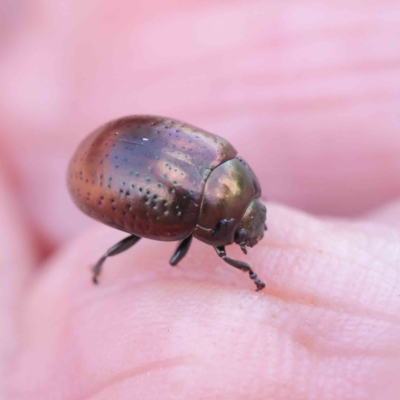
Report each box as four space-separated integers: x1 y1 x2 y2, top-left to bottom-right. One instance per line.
214 246 265 291
92 234 141 284
170 235 193 266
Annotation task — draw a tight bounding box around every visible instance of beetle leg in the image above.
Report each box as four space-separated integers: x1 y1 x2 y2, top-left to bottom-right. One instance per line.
92 234 141 284
239 242 247 255
214 246 265 291
211 218 236 241
170 235 193 266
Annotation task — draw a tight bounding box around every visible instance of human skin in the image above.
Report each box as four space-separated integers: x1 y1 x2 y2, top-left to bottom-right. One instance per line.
1 1 400 399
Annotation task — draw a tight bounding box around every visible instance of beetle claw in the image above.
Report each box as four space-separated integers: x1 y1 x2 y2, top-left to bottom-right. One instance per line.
240 242 247 255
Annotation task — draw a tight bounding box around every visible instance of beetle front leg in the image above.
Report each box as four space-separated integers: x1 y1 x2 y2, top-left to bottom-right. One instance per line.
214 246 265 291
211 218 236 242
170 235 193 266
92 234 141 284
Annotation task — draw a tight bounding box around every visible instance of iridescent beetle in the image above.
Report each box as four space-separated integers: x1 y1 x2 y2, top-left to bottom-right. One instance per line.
68 116 267 290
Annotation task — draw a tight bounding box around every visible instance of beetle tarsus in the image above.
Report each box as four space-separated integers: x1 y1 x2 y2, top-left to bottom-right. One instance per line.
91 234 141 284
214 246 265 291
249 272 265 291
170 235 193 266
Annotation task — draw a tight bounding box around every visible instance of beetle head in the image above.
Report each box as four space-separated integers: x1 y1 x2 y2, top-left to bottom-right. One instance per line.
234 199 267 251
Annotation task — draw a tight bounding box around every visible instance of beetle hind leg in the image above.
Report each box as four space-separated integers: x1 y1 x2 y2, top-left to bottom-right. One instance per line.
170 235 193 266
214 246 265 291
92 234 141 284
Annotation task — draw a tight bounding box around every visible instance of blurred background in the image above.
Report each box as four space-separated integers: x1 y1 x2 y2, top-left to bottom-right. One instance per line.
0 0 399 259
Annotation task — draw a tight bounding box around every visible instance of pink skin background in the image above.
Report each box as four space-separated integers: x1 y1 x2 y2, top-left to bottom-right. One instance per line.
1 1 400 399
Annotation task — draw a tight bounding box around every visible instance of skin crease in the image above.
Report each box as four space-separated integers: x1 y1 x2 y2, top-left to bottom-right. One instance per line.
1 1 400 399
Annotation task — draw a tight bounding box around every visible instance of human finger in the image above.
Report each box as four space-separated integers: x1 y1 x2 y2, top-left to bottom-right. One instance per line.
5 203 400 399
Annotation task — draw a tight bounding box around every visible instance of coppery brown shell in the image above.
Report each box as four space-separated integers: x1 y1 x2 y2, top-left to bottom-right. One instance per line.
67 115 237 241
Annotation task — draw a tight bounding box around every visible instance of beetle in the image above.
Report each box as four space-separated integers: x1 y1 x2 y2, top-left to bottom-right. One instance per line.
67 115 267 291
